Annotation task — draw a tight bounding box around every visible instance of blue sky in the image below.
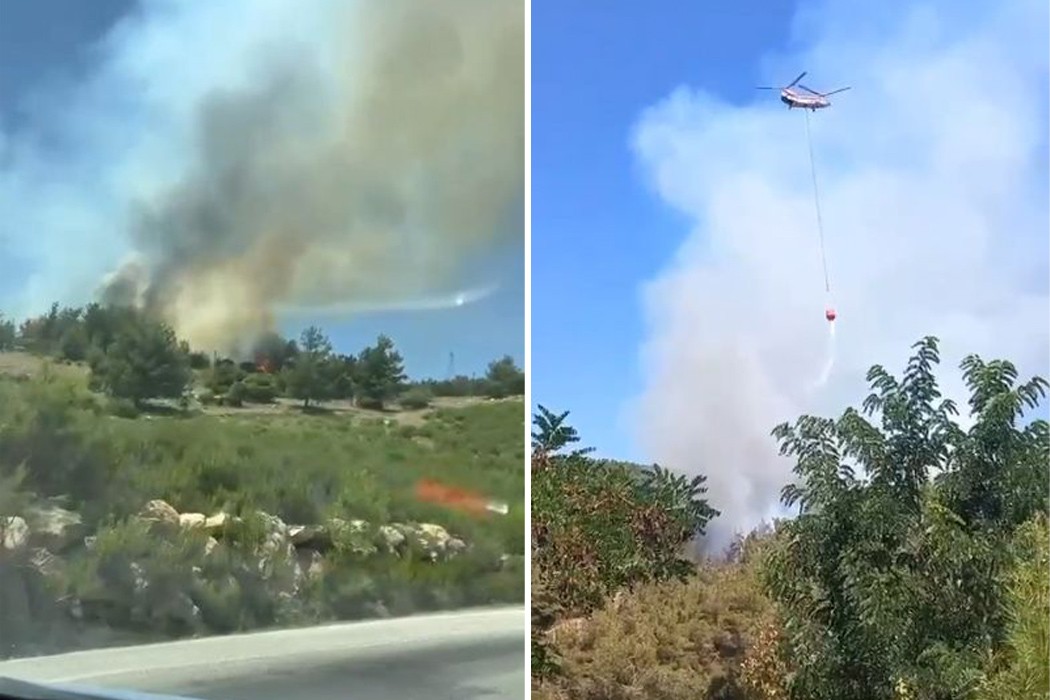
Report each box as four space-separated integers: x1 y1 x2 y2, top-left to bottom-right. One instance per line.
532 1 796 459
0 1 524 381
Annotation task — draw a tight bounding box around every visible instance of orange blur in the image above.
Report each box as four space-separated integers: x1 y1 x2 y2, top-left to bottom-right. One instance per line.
415 479 491 517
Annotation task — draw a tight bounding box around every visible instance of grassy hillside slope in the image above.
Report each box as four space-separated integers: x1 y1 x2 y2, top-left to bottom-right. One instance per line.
0 356 525 659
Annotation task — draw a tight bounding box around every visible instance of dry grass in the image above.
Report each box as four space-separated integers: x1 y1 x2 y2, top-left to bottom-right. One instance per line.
0 351 87 380
534 556 778 700
197 395 501 424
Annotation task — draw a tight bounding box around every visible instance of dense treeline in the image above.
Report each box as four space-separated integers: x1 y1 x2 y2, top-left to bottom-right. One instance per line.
0 302 524 414
532 337 1049 700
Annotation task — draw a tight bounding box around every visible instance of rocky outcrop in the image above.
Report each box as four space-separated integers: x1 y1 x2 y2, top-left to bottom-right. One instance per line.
122 500 467 561
6 503 85 552
1 498 502 659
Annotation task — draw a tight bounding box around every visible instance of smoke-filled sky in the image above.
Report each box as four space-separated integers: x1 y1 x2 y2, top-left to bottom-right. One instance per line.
0 0 524 376
533 0 1048 546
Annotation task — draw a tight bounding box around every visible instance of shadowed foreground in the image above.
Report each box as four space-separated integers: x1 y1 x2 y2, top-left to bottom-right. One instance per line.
0 607 525 700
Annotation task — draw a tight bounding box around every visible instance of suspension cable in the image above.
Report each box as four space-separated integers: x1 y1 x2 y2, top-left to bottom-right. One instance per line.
804 109 831 295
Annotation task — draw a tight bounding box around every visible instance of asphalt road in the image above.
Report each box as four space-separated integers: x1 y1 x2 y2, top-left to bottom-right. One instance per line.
0 607 526 700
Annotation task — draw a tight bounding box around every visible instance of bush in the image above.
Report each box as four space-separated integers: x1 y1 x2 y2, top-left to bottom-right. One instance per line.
241 374 277 403
206 362 243 395
399 387 433 410
223 381 246 407
537 547 777 700
978 513 1050 699
188 352 211 370
532 566 564 683
531 406 720 694
482 380 509 399
532 448 717 618
108 397 140 419
357 396 384 411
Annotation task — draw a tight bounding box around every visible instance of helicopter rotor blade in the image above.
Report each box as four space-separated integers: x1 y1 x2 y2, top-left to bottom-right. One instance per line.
823 86 852 96
786 71 807 88
797 84 822 96
755 86 778 90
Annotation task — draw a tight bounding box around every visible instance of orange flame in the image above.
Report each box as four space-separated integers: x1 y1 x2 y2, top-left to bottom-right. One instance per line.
414 479 494 517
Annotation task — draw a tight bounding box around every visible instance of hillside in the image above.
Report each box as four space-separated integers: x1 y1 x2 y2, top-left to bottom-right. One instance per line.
0 306 525 660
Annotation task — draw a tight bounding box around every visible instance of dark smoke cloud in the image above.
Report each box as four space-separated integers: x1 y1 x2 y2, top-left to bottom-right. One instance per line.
54 0 521 352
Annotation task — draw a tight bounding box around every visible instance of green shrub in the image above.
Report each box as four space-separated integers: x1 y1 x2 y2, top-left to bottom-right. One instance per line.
531 406 719 693
241 374 277 403
532 448 717 618
188 352 210 370
224 381 246 407
108 397 140 419
206 362 243 395
399 386 433 410
538 554 777 700
482 380 508 399
978 513 1050 700
357 396 384 411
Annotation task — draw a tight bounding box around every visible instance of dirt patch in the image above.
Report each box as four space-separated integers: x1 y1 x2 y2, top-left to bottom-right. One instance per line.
195 395 498 425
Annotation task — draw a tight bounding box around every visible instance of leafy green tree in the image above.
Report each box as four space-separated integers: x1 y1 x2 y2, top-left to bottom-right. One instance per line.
282 326 336 409
241 373 278 403
398 385 433 409
0 314 16 350
187 351 211 370
58 323 90 362
763 337 1048 700
89 314 191 406
205 359 243 396
356 334 406 409
936 355 1049 531
17 302 62 353
978 513 1049 700
531 404 592 457
428 374 486 398
329 353 357 401
11 302 112 360
485 355 525 398
532 407 718 617
225 379 247 407
81 302 137 354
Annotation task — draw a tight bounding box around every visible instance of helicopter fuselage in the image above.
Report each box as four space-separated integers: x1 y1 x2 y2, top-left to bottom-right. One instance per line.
780 90 830 110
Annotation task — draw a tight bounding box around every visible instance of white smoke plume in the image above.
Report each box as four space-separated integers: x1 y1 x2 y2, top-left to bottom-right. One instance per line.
628 0 1049 548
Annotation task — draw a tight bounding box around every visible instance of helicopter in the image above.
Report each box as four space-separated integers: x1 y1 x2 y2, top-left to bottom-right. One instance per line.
757 71 850 111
